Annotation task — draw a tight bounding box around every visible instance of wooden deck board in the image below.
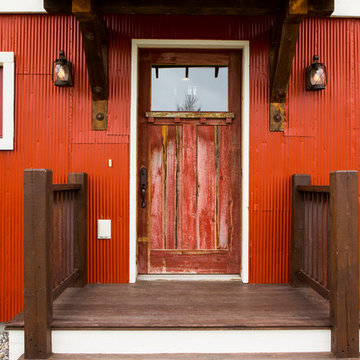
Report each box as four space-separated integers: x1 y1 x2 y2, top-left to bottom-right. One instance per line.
8 282 331 329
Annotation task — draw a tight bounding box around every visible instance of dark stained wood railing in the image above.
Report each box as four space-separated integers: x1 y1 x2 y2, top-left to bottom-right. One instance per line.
24 169 88 359
292 181 330 299
291 171 359 358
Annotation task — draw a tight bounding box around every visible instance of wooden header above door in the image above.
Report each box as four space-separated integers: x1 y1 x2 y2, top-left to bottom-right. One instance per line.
45 0 333 16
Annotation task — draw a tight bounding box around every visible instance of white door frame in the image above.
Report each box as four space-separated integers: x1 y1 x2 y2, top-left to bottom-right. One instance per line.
129 39 250 283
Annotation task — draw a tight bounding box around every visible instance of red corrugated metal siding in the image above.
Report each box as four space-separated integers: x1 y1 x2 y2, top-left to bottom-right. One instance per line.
249 18 358 283
0 14 360 320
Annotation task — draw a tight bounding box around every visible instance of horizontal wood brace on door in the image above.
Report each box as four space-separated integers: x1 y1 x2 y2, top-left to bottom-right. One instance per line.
151 249 228 254
145 111 234 125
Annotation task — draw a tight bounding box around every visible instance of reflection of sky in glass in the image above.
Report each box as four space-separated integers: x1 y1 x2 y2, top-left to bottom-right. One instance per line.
151 67 228 111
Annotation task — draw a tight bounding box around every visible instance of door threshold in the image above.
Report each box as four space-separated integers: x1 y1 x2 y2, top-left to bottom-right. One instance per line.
137 274 242 281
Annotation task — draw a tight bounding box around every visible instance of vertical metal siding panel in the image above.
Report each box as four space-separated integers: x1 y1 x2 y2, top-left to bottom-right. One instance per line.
248 19 276 283
284 18 354 286
248 17 357 284
0 15 74 321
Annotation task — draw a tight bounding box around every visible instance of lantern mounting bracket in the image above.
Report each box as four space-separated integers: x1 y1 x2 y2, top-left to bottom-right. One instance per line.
72 0 108 130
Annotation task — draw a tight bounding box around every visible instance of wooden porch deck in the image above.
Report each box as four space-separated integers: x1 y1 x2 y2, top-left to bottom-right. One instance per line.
8 281 331 329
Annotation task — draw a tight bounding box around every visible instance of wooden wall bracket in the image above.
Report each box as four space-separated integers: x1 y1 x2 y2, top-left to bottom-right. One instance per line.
270 102 285 132
92 99 108 130
72 0 108 130
269 0 307 132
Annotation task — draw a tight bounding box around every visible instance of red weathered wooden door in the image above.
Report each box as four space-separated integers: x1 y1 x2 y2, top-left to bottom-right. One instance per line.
137 50 242 274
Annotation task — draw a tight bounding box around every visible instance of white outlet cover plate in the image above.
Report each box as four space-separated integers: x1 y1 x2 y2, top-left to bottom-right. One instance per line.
98 219 111 239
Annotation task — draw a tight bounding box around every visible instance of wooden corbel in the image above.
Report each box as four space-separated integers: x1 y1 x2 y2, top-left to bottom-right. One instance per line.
269 0 307 131
72 0 108 130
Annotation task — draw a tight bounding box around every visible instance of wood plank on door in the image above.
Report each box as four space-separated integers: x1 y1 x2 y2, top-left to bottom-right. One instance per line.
181 125 197 250
197 126 216 250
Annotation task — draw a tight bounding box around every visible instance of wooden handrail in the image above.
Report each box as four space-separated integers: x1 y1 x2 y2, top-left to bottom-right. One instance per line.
24 169 88 359
297 185 330 193
52 184 81 191
291 172 359 358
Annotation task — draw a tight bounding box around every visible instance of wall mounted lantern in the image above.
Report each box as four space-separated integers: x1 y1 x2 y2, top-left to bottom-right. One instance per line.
306 55 327 91
52 50 74 87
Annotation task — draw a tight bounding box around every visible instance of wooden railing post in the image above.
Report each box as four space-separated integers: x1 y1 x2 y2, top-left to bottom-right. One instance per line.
330 171 359 358
290 174 311 286
24 169 53 359
68 173 88 287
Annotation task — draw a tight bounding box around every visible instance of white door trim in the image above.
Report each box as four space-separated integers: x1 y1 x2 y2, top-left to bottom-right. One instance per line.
130 39 250 283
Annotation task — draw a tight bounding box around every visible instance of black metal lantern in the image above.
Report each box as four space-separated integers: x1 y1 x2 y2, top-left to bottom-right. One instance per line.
306 55 327 91
52 50 73 87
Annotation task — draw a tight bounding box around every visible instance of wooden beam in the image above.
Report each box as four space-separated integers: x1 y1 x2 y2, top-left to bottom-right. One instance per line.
44 0 334 16
270 16 302 103
269 0 307 131
308 0 334 16
72 0 108 130
329 171 359 358
44 0 72 13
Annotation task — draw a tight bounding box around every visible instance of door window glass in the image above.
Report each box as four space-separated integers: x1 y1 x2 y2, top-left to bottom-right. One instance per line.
151 66 228 111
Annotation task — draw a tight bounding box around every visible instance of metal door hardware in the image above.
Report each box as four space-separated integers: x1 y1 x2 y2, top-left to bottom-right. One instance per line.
140 167 148 208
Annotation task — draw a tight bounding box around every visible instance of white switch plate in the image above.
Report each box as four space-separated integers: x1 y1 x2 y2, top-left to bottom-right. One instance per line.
98 219 111 239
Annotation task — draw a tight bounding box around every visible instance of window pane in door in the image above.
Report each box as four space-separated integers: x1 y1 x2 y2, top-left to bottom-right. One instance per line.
151 66 228 111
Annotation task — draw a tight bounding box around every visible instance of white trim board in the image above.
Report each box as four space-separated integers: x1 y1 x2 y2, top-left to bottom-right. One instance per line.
0 0 45 13
130 40 250 283
332 0 360 17
8 329 332 360
0 52 15 150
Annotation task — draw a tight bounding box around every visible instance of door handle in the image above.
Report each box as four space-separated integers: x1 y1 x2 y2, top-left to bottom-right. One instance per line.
140 167 148 208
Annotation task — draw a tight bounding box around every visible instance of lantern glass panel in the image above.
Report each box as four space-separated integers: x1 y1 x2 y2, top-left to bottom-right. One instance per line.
54 63 70 82
310 67 326 86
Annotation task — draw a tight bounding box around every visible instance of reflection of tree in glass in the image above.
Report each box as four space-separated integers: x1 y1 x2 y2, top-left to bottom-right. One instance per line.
177 94 201 111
